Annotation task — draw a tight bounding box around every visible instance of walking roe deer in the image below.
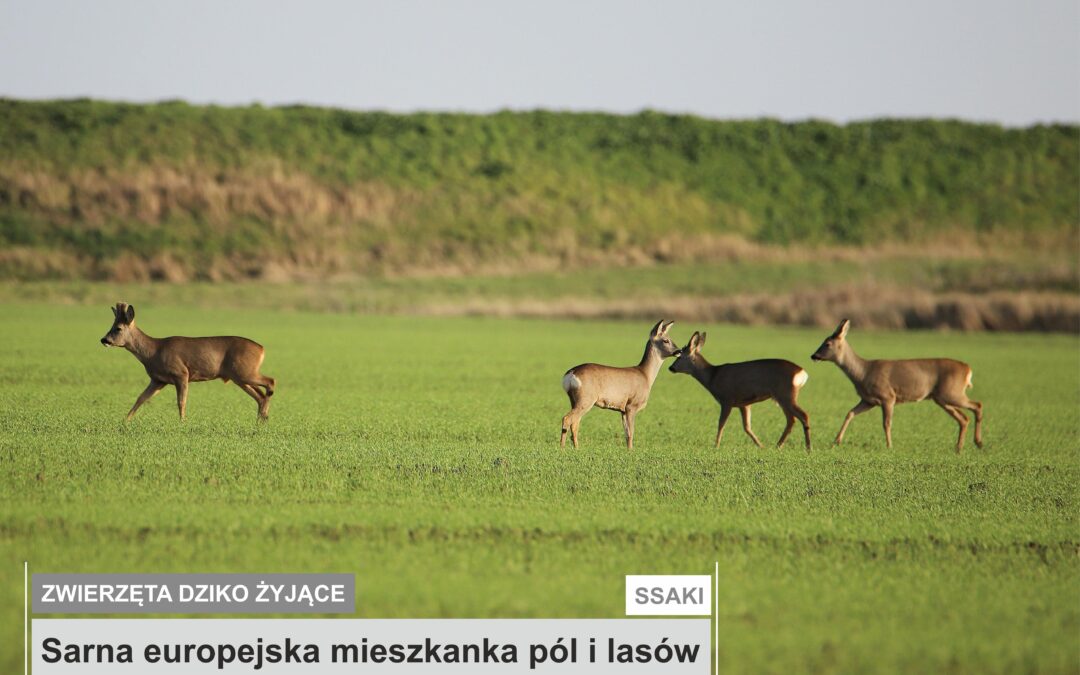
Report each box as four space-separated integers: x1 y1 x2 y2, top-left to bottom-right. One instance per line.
560 320 681 449
669 331 811 450
100 303 276 421
810 319 983 452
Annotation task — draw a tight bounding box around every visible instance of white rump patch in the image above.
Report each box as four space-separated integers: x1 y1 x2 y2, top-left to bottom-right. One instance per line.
562 372 582 392
793 370 809 387
965 370 973 389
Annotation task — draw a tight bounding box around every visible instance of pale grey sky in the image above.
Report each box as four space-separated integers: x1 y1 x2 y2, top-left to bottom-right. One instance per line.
1 0 1077 125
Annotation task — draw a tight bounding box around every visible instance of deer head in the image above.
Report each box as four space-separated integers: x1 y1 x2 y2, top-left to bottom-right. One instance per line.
811 319 851 363
101 303 137 347
669 331 707 373
649 320 680 358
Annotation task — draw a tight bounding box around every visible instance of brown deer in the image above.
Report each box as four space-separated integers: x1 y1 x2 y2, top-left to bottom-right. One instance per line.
100 303 276 421
810 319 983 452
669 331 811 450
560 320 681 449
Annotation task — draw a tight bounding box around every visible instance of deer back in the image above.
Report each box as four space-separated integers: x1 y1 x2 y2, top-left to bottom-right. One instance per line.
566 362 651 403
151 336 265 382
863 358 971 403
709 359 806 402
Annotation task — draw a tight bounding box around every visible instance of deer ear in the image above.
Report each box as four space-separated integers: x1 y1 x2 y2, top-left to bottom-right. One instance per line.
650 320 664 337
125 305 136 324
834 319 850 340
661 320 674 335
688 331 700 351
110 305 118 319
697 332 707 349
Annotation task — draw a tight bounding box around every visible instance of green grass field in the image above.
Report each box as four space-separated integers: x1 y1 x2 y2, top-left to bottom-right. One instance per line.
1 303 1077 673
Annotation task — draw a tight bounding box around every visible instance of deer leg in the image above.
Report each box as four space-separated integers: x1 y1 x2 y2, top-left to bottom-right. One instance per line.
777 410 794 447
175 378 189 421
835 400 874 445
570 416 583 449
251 381 272 420
239 383 264 403
126 380 166 421
792 403 811 451
776 403 796 448
881 400 895 448
777 395 810 450
622 409 638 450
561 391 582 448
940 394 983 449
935 400 969 453
239 383 269 421
964 399 983 448
564 402 593 449
715 404 732 448
561 408 581 448
256 375 275 397
740 406 763 448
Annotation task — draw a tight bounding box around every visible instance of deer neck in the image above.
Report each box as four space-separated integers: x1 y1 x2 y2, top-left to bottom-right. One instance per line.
835 344 869 384
636 342 665 386
688 354 717 388
124 326 159 364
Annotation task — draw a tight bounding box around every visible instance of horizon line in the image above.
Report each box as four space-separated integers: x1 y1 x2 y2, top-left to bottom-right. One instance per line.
4 95 1078 130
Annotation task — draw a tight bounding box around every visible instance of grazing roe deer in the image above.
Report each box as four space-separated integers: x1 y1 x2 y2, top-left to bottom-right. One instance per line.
669 331 811 450
810 319 983 452
560 320 681 449
100 303 276 421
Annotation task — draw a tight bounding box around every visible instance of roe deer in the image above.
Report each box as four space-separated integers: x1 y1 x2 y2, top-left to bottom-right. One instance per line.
669 331 811 450
560 320 680 449
100 303 276 421
810 319 983 452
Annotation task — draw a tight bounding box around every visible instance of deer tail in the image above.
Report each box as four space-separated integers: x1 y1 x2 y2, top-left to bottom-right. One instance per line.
562 371 582 393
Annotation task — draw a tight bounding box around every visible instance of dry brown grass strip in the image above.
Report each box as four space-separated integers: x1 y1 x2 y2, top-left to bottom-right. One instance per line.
413 286 1080 333
1 163 413 227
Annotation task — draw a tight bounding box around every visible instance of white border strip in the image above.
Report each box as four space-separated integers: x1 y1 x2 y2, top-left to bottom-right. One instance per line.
713 561 718 675
24 560 29 675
